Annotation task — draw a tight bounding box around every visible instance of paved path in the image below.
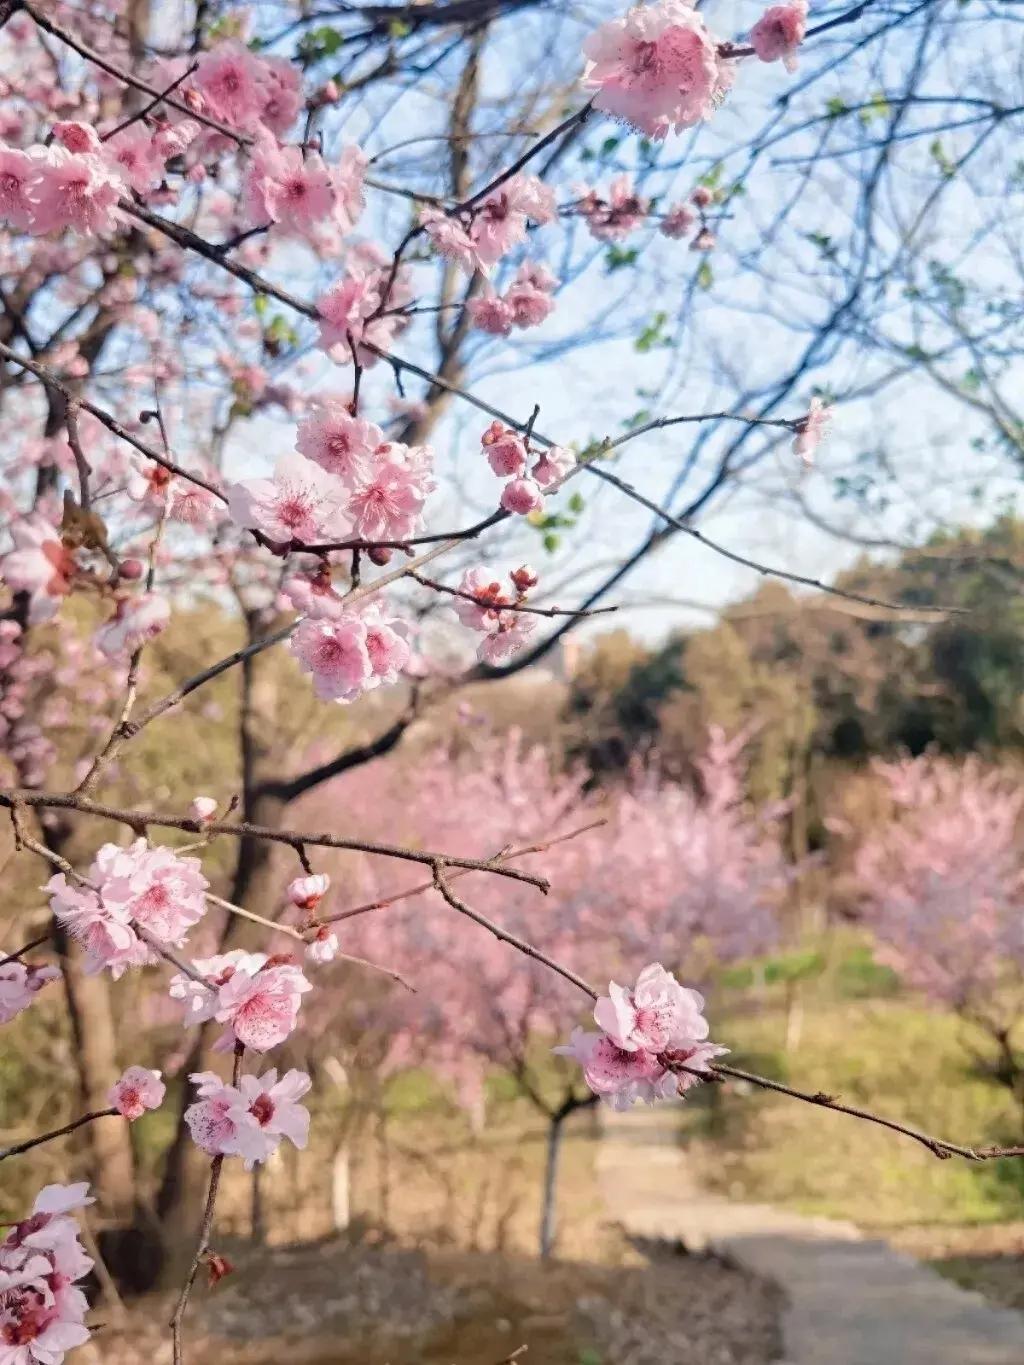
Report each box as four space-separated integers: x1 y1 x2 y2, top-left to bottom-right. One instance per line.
597 1106 1024 1365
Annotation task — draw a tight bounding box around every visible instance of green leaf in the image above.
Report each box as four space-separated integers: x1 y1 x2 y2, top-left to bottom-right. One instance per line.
599 135 620 157
699 162 723 190
252 294 269 317
634 310 668 354
568 491 585 515
604 246 639 273
542 531 561 554
825 96 849 119
388 17 412 37
858 90 891 126
696 259 713 290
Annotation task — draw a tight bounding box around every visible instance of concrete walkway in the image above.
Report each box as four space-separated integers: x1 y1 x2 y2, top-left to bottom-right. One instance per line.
597 1106 1024 1364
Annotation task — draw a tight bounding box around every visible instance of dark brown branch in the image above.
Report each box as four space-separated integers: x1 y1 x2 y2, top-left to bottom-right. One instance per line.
0 1107 118 1163
1 790 551 892
669 1060 1024 1163
0 931 51 967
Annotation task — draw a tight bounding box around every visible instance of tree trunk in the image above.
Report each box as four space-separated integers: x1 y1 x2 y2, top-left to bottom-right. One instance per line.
56 927 136 1220
539 1112 564 1261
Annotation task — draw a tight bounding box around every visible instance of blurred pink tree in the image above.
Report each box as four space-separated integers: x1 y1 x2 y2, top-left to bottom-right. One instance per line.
299 725 787 1255
853 757 1024 1117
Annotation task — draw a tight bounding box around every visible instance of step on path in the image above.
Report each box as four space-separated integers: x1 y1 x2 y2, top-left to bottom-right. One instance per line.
597 1106 1024 1365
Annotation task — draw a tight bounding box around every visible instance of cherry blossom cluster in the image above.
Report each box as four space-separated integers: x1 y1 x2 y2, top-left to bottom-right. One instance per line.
575 175 717 251
230 401 434 547
421 175 557 276
467 262 559 336
581 0 807 139
169 949 311 1052
184 1067 311 1170
0 512 171 662
280 571 411 704
314 244 414 368
480 420 575 519
453 563 542 664
0 1183 94 1364
557 963 726 1109
0 959 60 1026
46 839 210 978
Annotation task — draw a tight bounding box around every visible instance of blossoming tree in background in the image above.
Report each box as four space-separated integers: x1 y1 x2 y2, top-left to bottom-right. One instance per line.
2 0 1024 1357
852 756 1024 1122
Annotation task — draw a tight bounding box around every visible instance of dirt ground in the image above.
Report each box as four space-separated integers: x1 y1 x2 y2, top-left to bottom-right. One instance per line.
888 1223 1024 1315
93 1232 783 1364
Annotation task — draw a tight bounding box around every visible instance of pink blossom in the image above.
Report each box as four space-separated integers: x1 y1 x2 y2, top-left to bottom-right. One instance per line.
214 958 312 1051
315 248 412 367
332 144 366 234
295 402 381 485
93 592 170 658
476 612 537 664
510 563 539 593
420 207 476 273
500 477 543 516
305 928 339 964
51 122 102 155
29 147 123 236
288 874 330 910
257 55 304 137
290 616 372 702
348 452 430 542
92 838 209 945
750 0 808 72
0 145 40 230
242 132 334 234
105 125 164 194
1 516 75 624
0 963 60 1026
468 175 555 272
691 226 715 251
0 1183 92 1363
170 484 218 526
467 286 515 336
594 962 710 1053
555 1027 672 1109
793 396 831 466
582 0 731 138
361 602 411 686
580 175 649 241
185 1068 311 1168
46 875 150 979
531 444 574 488
227 450 350 544
660 203 696 238
190 796 218 824
171 949 311 1051
453 567 510 631
481 421 527 478
108 1066 165 1120
504 276 555 329
193 42 264 129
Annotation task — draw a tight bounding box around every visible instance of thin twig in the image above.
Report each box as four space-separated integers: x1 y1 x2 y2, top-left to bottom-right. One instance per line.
0 931 51 967
170 1042 244 1365
100 63 199 143
432 863 597 1000
0 1108 117 1163
409 572 619 619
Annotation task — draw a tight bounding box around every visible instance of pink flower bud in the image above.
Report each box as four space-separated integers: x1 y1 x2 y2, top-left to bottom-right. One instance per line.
190 796 218 823
368 546 393 566
288 874 330 910
511 564 539 593
500 477 544 516
691 185 713 209
305 928 340 964
118 558 145 580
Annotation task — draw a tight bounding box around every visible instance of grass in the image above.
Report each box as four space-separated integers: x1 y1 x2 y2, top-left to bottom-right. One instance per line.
683 939 1024 1230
